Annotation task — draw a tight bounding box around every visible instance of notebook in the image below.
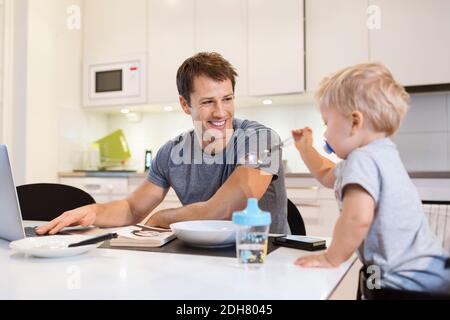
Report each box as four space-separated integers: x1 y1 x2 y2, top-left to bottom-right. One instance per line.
109 224 176 248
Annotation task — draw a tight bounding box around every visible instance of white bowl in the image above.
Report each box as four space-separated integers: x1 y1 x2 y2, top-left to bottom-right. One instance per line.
9 235 100 258
170 220 236 248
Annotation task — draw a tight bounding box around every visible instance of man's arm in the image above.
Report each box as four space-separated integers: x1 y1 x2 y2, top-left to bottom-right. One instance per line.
146 166 272 228
36 180 168 235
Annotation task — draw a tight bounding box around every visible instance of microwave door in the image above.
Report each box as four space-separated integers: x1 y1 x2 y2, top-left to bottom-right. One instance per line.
95 69 123 93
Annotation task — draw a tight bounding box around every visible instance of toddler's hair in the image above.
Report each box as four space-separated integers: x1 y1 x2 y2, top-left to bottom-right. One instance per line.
316 63 410 136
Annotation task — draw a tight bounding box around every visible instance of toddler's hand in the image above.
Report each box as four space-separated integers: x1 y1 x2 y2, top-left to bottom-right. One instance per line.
294 253 336 268
292 127 313 153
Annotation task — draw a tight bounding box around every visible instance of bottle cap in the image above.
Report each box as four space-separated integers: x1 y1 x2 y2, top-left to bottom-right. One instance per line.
232 199 272 226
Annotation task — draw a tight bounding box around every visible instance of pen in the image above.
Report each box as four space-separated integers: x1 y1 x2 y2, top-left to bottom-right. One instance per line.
68 233 118 248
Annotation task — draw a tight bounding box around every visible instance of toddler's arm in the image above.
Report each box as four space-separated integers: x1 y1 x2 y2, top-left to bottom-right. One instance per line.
292 128 336 188
295 184 375 268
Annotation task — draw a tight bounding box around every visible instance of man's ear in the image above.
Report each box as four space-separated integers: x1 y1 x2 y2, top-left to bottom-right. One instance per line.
179 96 191 115
351 111 364 135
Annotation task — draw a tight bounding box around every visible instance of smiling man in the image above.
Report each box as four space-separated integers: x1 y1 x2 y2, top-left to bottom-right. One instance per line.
37 52 288 235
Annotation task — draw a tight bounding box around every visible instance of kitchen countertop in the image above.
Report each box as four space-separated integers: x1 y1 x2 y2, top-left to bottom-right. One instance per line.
59 171 450 179
0 221 356 300
286 172 450 179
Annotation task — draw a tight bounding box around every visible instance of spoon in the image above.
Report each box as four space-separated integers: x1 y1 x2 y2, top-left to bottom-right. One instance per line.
242 136 295 165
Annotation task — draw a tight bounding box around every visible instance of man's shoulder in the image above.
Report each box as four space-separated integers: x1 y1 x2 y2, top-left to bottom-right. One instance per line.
235 118 270 131
234 118 280 138
156 130 194 155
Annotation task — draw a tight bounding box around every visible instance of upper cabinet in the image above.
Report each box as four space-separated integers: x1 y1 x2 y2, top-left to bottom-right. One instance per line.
84 0 148 61
83 0 305 106
248 0 305 96
147 0 195 103
369 0 450 87
306 0 369 91
306 0 450 92
195 0 248 98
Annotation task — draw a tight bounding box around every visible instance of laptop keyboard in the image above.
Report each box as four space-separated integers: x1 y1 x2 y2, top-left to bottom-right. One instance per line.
24 227 71 237
24 227 40 237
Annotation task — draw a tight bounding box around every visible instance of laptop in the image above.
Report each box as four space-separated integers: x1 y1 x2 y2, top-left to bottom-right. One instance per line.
0 144 40 241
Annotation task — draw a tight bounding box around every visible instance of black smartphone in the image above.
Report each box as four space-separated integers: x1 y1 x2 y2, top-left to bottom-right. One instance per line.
273 235 327 251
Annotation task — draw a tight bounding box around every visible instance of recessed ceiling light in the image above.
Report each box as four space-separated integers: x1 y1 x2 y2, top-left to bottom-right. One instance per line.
164 106 174 112
262 99 273 105
120 108 130 114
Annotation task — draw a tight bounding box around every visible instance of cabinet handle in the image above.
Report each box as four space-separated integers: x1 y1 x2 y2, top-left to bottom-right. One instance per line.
84 184 101 190
286 186 319 190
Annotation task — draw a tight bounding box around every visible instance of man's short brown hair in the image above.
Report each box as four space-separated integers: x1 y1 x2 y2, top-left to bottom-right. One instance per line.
176 52 238 104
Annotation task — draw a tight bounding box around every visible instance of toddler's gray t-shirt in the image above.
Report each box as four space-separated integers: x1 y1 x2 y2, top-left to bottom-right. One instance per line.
147 118 288 234
334 138 450 293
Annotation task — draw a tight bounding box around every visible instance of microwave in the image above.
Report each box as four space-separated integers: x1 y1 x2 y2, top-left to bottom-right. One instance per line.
83 54 147 107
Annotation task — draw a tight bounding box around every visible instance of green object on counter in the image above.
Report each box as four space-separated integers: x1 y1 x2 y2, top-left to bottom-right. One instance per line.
95 129 131 168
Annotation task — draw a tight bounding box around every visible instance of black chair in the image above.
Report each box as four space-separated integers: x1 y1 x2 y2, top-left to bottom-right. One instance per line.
16 183 96 221
287 199 306 236
356 199 450 300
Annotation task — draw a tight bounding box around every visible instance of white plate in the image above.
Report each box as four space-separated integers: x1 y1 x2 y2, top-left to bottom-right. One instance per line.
170 220 236 248
9 235 100 258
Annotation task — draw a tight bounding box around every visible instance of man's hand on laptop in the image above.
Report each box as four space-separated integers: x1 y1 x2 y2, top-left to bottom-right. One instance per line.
35 206 96 235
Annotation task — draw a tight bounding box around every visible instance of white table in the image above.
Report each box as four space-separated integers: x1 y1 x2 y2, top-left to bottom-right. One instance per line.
0 222 356 300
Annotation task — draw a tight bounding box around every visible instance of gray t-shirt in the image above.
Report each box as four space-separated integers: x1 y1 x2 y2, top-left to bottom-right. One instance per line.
147 118 288 234
334 138 450 293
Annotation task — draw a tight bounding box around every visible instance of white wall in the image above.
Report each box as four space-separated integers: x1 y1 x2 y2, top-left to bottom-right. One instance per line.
0 1 4 141
393 92 450 172
1 0 28 185
25 0 84 183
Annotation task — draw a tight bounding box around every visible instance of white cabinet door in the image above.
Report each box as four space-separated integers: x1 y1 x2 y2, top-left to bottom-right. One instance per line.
59 177 129 203
248 0 304 96
369 0 450 86
148 0 195 103
306 0 369 91
84 0 148 60
195 0 248 97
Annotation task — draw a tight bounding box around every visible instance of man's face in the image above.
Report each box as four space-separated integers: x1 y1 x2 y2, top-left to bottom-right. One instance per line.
180 75 235 150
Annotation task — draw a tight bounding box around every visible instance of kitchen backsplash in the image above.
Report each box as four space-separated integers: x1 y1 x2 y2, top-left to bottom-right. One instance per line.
60 92 450 174
105 103 340 173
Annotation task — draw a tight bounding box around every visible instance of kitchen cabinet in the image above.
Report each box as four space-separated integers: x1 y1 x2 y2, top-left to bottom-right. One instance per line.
60 175 182 211
83 0 147 61
369 0 450 86
286 184 339 237
306 0 450 91
83 0 305 104
59 177 129 203
305 0 369 91
195 0 248 97
147 0 195 103
248 0 304 96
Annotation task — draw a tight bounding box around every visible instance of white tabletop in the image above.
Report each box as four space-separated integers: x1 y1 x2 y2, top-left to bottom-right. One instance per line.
0 222 356 300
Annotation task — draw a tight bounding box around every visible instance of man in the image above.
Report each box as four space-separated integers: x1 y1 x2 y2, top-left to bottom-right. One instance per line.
37 52 288 235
